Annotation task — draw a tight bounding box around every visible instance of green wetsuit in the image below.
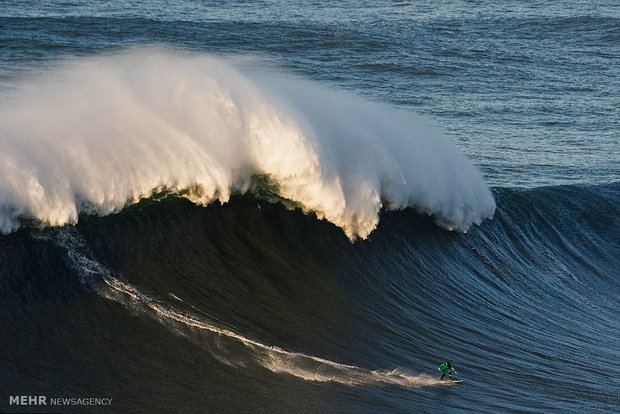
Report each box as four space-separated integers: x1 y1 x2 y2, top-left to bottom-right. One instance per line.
439 363 454 374
438 363 456 380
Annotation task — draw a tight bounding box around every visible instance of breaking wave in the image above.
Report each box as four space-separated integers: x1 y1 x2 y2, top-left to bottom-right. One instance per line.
0 49 495 239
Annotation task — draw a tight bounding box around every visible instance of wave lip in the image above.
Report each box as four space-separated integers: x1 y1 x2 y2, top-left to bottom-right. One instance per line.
0 49 495 238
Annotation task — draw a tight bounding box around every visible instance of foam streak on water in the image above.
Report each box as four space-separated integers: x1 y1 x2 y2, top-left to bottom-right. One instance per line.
53 227 440 388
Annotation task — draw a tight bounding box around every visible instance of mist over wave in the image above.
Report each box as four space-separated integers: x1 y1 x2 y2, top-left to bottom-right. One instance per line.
0 49 495 238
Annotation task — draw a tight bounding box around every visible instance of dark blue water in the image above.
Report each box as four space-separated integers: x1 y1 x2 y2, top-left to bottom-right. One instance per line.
1 1 619 413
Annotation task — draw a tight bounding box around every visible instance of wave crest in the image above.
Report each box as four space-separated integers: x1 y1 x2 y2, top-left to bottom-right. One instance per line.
0 49 495 238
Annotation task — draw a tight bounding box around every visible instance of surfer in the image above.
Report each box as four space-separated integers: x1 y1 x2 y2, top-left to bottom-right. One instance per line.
438 360 457 381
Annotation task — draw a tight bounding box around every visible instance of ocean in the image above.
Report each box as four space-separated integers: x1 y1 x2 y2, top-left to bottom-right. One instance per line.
0 1 618 413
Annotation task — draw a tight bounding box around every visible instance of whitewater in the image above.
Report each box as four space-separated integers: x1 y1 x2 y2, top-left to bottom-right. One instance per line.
0 49 495 239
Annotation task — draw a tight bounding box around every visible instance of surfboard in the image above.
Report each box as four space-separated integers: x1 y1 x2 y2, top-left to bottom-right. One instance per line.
439 379 463 384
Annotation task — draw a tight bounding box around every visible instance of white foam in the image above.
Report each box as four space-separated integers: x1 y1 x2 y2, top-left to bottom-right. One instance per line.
105 274 441 387
1 49 495 239
52 227 445 388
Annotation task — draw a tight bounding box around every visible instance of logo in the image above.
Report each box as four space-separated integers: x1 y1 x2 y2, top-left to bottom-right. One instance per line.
9 395 46 406
9 395 112 407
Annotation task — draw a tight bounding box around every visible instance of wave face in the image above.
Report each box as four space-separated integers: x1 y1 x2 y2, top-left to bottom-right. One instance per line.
0 49 495 239
0 183 618 413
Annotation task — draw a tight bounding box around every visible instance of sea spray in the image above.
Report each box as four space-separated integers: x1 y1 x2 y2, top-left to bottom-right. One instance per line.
0 49 495 238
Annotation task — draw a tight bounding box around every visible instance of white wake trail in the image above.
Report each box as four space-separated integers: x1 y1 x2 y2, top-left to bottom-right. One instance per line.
52 227 443 388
